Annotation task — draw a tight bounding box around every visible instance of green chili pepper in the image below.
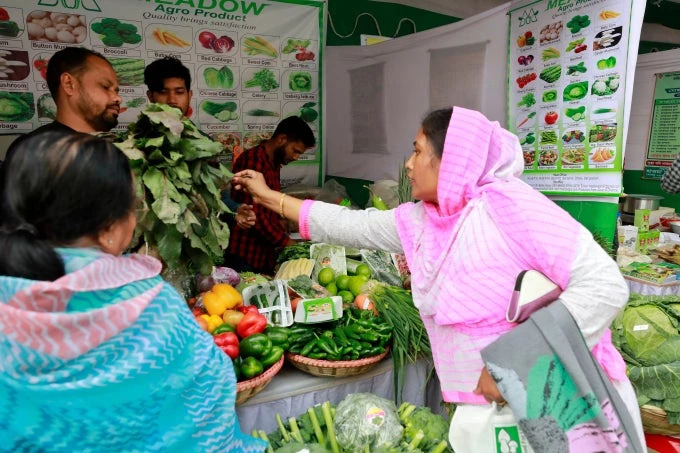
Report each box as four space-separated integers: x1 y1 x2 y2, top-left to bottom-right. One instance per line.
316 337 339 356
333 327 349 346
299 340 316 357
308 352 327 360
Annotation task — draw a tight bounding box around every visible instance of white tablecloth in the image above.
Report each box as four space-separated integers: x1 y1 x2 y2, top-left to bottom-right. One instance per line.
624 276 680 296
236 358 442 434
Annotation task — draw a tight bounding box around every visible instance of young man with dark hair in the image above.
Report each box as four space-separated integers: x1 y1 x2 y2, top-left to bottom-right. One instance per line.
144 57 255 230
144 57 193 117
225 116 316 274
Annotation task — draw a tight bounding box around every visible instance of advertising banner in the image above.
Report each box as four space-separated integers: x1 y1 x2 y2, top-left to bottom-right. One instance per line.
508 0 632 195
0 0 324 184
643 71 680 180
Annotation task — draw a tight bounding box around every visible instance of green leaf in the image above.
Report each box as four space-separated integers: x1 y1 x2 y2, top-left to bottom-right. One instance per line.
114 136 146 161
155 223 183 267
178 137 222 160
210 214 231 249
142 103 184 138
151 194 181 224
143 136 165 149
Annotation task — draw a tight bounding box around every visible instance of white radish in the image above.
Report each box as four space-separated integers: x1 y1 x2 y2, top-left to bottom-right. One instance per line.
27 23 45 39
56 30 75 44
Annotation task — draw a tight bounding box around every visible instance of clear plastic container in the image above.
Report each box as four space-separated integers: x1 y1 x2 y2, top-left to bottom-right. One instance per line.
241 280 294 327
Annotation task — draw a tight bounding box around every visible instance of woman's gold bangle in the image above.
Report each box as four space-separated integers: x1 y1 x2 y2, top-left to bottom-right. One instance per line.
279 193 286 218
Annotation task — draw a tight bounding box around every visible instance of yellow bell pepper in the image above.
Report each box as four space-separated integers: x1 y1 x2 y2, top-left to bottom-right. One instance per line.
200 314 224 333
202 283 242 316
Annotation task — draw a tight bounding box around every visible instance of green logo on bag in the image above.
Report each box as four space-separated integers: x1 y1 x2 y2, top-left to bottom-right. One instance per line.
494 426 523 453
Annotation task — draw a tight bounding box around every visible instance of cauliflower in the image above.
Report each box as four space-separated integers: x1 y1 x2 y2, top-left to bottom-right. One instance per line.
592 79 608 95
609 76 619 91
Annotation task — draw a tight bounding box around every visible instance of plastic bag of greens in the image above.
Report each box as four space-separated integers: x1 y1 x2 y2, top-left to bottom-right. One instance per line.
334 393 403 451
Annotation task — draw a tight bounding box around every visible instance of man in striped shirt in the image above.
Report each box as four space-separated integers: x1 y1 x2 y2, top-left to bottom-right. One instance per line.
225 117 315 274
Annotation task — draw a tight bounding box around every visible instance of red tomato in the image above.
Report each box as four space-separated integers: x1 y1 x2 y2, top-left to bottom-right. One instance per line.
545 111 558 125
0 8 9 21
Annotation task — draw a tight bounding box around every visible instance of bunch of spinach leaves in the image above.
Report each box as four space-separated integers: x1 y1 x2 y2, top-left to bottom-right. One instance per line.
114 103 232 275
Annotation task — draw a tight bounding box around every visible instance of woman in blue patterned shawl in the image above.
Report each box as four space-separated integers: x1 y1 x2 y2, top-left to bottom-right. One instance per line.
0 132 266 453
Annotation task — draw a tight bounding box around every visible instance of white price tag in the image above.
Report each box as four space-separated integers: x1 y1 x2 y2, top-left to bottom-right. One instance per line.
633 324 649 331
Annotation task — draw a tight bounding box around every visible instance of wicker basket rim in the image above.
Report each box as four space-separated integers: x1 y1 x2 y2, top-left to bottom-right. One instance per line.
236 356 284 392
285 349 389 368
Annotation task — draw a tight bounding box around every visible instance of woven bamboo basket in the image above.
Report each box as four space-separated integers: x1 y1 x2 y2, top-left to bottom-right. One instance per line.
640 404 680 436
236 356 284 405
285 349 389 378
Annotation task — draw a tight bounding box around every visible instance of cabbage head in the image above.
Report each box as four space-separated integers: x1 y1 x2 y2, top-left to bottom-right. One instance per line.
334 393 403 451
612 294 680 423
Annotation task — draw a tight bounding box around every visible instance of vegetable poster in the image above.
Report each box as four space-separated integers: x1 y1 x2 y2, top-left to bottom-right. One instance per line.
0 0 325 185
643 71 680 180
508 0 633 195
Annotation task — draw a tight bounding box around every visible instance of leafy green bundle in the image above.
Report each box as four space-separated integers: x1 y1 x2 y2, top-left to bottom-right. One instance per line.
114 103 232 275
611 293 680 423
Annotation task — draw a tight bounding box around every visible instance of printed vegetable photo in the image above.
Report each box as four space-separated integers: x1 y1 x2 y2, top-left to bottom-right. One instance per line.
26 10 87 44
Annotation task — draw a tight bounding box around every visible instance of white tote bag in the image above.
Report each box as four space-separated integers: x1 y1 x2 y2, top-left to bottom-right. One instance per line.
449 404 535 453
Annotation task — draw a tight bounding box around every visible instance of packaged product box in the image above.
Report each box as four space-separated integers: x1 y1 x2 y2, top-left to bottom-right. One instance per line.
634 209 650 233
619 261 680 284
636 230 661 254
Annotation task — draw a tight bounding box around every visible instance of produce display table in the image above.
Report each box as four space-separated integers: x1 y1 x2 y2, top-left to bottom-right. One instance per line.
236 358 442 433
623 276 680 296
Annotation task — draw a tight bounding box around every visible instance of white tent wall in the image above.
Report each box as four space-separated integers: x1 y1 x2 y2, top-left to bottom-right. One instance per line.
325 0 647 189
325 4 510 181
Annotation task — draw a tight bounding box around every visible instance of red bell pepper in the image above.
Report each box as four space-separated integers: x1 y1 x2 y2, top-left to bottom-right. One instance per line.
237 311 267 338
214 332 239 359
238 305 260 314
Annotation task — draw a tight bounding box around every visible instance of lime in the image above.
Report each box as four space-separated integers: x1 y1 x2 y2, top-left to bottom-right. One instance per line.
336 275 350 291
338 290 354 304
355 264 372 279
326 282 338 296
318 267 335 287
348 276 367 297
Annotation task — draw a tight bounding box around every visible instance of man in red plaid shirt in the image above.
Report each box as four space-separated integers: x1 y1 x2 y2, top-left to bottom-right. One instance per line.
225 116 315 274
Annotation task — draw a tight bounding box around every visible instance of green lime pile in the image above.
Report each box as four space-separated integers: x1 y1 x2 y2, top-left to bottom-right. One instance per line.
316 264 372 303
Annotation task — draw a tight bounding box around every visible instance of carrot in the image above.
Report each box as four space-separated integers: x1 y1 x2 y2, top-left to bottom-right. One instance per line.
518 112 536 128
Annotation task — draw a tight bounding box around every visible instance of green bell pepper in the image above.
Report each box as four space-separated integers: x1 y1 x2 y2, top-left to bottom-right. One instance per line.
232 357 243 381
239 333 272 359
265 326 290 349
241 356 263 379
213 323 236 335
260 346 284 367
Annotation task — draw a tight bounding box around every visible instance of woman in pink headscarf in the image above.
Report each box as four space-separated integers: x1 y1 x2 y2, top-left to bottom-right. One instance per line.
232 107 645 451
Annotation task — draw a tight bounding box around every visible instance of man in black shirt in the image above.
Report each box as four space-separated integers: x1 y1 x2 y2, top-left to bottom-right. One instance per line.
4 47 121 158
0 47 121 216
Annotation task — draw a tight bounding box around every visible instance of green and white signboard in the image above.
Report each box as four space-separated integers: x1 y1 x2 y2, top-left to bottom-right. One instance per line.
508 0 633 195
644 71 680 180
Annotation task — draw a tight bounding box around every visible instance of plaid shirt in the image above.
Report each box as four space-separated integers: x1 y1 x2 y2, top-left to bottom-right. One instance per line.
661 156 680 193
226 145 288 274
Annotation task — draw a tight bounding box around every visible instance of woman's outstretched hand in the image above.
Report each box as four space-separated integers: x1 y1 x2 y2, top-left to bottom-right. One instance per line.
232 170 272 205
